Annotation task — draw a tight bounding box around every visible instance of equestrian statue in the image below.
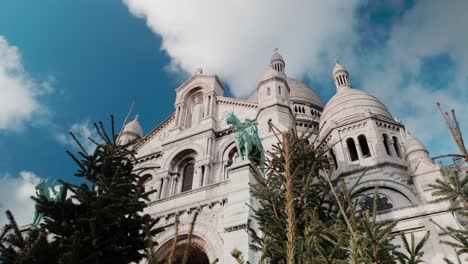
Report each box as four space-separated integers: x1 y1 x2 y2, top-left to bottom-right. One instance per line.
226 112 265 169
32 179 66 227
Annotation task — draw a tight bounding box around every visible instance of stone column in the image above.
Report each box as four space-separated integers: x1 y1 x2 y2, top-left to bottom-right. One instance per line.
223 160 259 264
204 95 210 118
193 165 202 189
203 164 210 186
176 176 183 194
178 105 186 128
167 176 175 197
219 161 228 181
175 106 180 127
388 138 396 157
171 176 178 196
209 94 216 116
355 141 363 159
154 178 162 200
160 176 168 198
206 138 212 156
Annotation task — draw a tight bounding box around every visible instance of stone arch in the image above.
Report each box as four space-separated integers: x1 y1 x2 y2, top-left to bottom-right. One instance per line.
177 84 209 105
162 144 205 171
156 235 209 264
181 87 205 128
155 219 223 263
354 180 419 207
138 173 153 186
219 141 239 180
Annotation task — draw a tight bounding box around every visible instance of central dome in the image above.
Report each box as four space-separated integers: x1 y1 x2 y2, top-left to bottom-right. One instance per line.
319 88 393 138
287 78 323 108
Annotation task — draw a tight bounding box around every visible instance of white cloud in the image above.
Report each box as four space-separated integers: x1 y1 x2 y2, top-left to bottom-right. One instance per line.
124 0 361 97
0 36 51 131
0 171 41 227
55 120 101 153
359 0 468 156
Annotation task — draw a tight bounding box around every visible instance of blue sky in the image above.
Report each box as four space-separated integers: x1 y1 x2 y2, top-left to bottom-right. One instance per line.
0 0 466 226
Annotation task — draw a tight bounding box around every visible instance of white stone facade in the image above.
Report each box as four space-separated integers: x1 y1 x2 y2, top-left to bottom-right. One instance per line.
121 53 463 263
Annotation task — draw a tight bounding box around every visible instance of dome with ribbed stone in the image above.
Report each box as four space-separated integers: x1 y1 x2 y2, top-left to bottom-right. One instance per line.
287 78 323 108
319 61 393 138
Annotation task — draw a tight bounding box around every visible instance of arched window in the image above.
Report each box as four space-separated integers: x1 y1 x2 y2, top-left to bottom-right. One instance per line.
392 136 401 158
267 87 271 96
268 119 272 132
294 106 298 112
346 138 359 161
358 134 371 158
138 174 152 186
278 86 281 95
382 134 391 155
181 163 194 192
302 106 305 113
330 148 338 168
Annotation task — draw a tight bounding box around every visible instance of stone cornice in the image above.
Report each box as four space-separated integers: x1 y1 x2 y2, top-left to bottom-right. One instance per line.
135 151 163 164
134 113 175 150
175 74 225 92
216 96 258 109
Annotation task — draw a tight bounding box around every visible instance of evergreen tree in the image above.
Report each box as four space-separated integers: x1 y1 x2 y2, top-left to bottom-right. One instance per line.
394 231 430 264
30 117 162 264
248 127 420 263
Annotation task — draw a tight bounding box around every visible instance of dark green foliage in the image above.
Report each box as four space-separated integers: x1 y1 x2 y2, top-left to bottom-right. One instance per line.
1 116 164 264
38 117 160 263
429 169 468 262
248 128 412 264
394 231 430 264
429 170 468 217
0 210 59 264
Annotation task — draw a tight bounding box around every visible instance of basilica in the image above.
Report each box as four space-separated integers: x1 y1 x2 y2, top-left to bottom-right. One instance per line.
119 52 463 263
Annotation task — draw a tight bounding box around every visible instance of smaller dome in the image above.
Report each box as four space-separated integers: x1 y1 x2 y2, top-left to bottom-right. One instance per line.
287 78 323 108
270 52 284 63
319 88 393 138
123 115 143 138
404 133 430 161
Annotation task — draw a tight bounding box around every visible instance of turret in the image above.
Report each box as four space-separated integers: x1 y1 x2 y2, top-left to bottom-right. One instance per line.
118 115 143 146
332 59 351 92
256 50 293 133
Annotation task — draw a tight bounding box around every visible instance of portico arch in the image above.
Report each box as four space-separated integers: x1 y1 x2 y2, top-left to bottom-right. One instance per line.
155 220 223 263
156 235 209 264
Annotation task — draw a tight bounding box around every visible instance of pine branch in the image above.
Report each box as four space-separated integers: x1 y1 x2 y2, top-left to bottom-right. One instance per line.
181 211 198 264
283 132 296 264
167 214 180 264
